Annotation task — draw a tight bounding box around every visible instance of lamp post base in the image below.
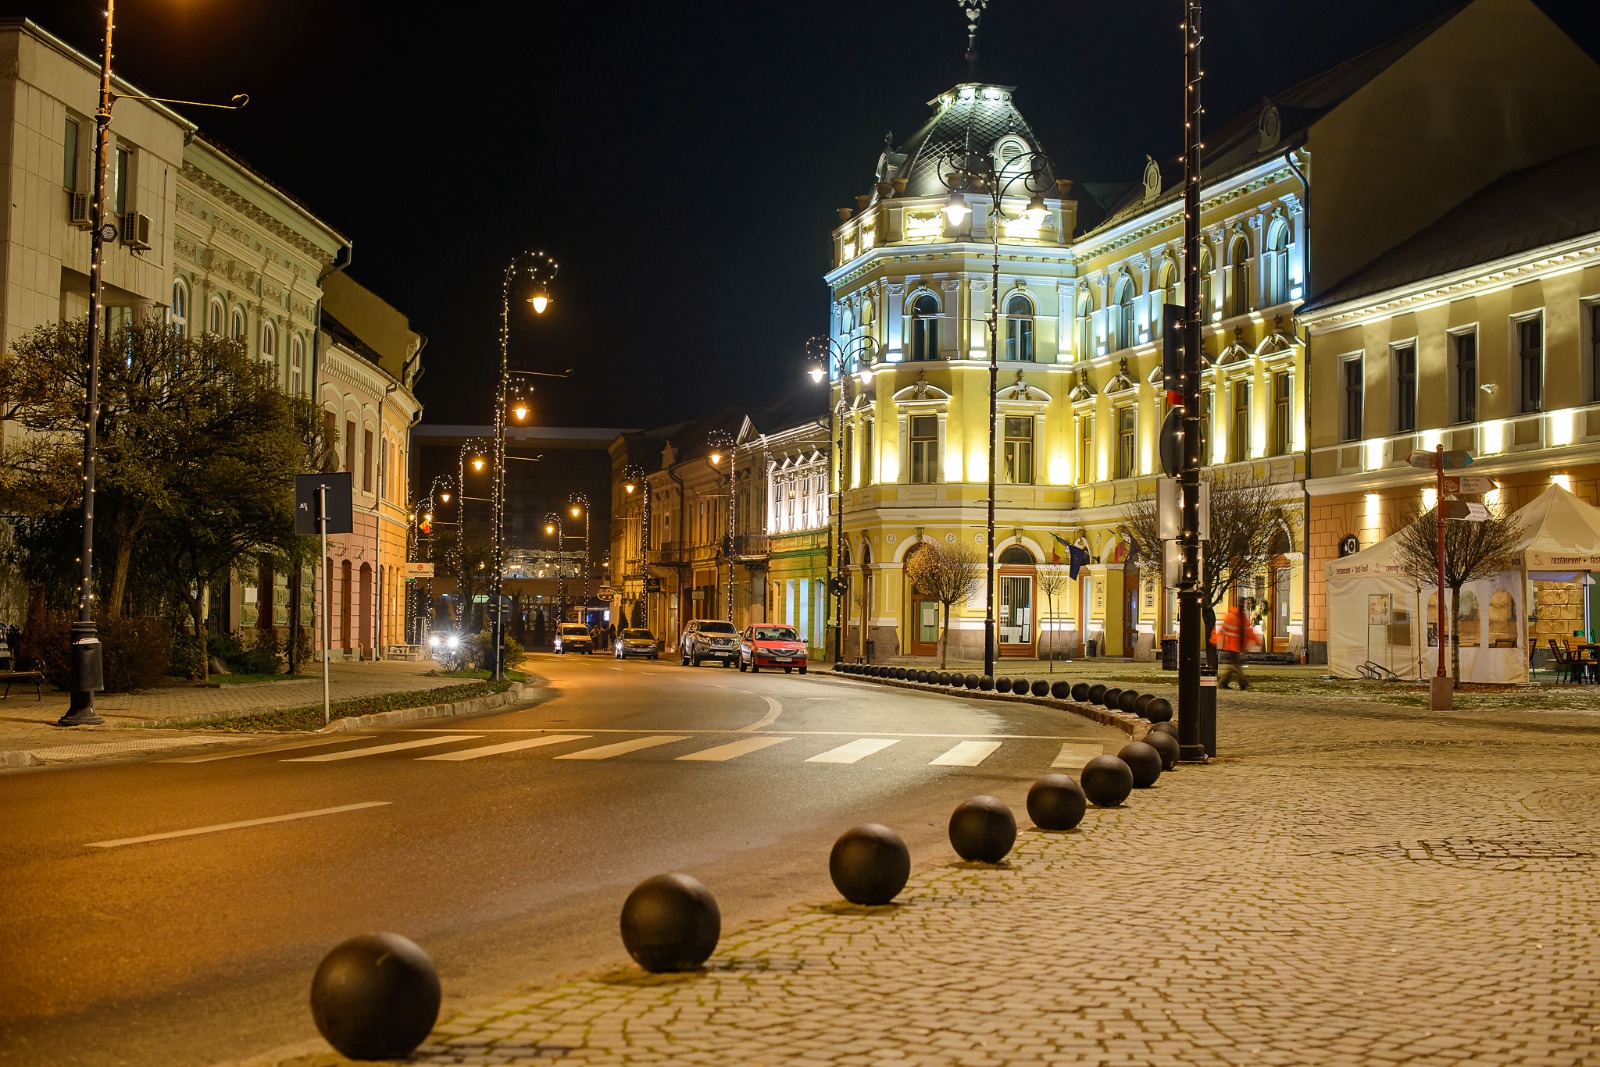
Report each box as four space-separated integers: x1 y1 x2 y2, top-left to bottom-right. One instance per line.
1429 675 1454 710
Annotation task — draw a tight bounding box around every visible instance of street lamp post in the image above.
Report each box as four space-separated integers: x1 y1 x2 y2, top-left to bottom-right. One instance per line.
706 431 735 623
938 146 1057 679
622 464 649 628
490 252 558 682
544 512 566 622
457 439 489 634
806 336 878 665
411 474 456 641
568 492 591 621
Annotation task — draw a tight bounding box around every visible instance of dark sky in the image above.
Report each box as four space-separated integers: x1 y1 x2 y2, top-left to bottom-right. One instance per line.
14 1 1597 429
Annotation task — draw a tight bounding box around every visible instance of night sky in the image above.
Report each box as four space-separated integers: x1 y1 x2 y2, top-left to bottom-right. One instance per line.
12 1 1598 430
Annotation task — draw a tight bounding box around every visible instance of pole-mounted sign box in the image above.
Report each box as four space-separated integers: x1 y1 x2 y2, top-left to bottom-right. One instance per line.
1442 475 1495 495
1408 449 1474 470
1442 500 1490 522
403 561 435 578
294 473 353 535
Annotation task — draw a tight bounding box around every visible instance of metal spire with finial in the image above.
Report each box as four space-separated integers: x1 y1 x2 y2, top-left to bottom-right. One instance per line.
961 0 989 80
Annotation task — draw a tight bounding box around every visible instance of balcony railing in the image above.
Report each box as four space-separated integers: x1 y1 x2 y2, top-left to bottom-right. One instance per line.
646 541 687 566
731 533 770 558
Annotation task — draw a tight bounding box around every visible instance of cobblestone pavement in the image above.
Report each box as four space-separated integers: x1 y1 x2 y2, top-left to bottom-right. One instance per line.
232 681 1600 1067
0 659 475 763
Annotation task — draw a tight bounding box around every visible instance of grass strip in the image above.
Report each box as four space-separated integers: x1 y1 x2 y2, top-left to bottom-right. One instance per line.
166 681 512 733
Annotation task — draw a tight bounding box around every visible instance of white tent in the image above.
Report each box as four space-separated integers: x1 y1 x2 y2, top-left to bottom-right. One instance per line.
1510 484 1600 644
1325 525 1526 683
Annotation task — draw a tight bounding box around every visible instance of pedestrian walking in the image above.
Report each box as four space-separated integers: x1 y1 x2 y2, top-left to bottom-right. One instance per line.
1212 599 1260 690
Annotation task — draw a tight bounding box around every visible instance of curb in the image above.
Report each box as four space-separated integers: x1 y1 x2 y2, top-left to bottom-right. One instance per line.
811 670 1150 738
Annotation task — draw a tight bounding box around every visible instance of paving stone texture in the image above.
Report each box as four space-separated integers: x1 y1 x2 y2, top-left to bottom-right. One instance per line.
233 677 1600 1067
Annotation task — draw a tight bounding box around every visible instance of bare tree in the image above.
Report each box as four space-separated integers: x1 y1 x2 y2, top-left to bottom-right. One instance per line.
1393 504 1522 683
904 540 983 669
1035 564 1068 671
1120 466 1297 613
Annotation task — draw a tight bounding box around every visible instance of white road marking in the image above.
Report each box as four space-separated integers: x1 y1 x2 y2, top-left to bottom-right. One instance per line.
161 736 361 763
676 736 793 762
929 740 1002 767
554 735 689 760
806 738 899 764
417 734 590 761
87 802 390 849
1051 743 1104 770
285 735 481 762
736 696 783 732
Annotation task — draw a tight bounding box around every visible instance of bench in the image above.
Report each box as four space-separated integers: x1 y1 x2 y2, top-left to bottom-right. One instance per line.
0 670 44 700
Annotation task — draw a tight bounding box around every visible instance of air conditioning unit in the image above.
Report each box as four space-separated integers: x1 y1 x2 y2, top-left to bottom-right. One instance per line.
121 211 152 250
68 192 92 228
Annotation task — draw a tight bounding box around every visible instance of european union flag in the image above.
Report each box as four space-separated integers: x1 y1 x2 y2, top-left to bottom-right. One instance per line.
1052 534 1092 580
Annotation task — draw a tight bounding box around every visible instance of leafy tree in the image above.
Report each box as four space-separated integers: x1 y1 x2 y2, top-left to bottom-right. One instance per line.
904 539 983 669
1393 503 1522 683
1035 564 1069 670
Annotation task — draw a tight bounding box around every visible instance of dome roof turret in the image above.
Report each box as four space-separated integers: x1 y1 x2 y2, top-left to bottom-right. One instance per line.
874 83 1053 201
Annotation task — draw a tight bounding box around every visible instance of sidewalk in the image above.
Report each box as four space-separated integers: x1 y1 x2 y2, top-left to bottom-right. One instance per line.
0 659 481 769
227 676 1600 1067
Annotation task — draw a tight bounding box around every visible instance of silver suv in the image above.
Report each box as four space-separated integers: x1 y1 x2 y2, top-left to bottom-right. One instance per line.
680 619 739 668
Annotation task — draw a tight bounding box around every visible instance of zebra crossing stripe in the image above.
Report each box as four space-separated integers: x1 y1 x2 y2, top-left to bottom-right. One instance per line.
554 736 689 761
676 736 794 762
805 738 899 764
929 740 1001 767
1051 742 1104 770
417 735 591 762
285 735 482 762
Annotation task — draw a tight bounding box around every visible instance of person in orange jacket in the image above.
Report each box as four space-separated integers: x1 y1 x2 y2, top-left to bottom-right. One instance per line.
1212 598 1260 690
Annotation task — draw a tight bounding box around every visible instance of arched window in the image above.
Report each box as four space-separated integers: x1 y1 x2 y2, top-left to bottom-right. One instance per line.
1199 248 1215 319
261 321 277 368
841 304 855 335
1155 260 1178 336
1264 220 1291 306
1075 291 1094 361
207 297 224 335
171 279 188 337
1004 294 1034 362
861 294 875 326
910 293 940 362
1112 277 1135 352
1227 234 1252 318
290 335 305 395
229 306 247 344
998 544 1035 566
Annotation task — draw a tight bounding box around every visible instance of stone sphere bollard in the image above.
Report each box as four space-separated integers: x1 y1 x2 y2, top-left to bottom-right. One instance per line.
1117 689 1141 714
1031 679 1050 697
1103 687 1123 709
994 676 1013 694
937 671 951 686
895 667 909 680
1142 729 1180 770
1071 682 1091 702
948 795 1017 863
1118 741 1163 788
965 673 981 689
310 932 441 1062
829 823 911 906
1011 679 1032 697
1144 697 1174 723
1052 680 1071 700
1148 720 1178 737
913 669 927 683
1133 693 1153 717
979 674 994 691
1080 754 1134 807
619 873 721 973
1025 774 1087 831
1088 683 1107 703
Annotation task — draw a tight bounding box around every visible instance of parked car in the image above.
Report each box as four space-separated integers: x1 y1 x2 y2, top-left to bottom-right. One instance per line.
680 619 739 667
553 622 594 655
614 628 659 659
738 625 808 674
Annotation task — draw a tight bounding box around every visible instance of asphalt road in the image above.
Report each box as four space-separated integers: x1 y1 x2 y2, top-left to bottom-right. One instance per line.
0 654 1125 1067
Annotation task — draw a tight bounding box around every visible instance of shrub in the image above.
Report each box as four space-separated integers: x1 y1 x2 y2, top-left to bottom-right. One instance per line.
462 629 525 672
168 634 206 680
207 631 244 668
237 629 282 675
37 613 172 692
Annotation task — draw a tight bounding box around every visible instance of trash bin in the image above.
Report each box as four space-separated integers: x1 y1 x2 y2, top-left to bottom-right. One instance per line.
1161 638 1178 671
864 639 876 662
1086 639 1098 658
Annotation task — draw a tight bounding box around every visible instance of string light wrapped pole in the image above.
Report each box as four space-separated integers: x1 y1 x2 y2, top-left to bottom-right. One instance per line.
543 512 567 623
938 144 1057 679
567 492 592 622
622 463 649 627
706 431 736 622
456 439 489 633
807 335 879 665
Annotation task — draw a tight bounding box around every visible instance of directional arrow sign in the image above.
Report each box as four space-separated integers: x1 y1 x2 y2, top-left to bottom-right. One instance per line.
1408 449 1474 470
1442 475 1496 495
1441 500 1489 521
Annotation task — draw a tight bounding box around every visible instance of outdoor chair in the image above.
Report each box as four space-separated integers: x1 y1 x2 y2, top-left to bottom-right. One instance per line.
1547 639 1585 684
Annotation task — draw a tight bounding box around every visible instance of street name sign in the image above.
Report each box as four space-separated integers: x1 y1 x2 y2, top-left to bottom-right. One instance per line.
1408 449 1474 470
1442 475 1495 495
1441 500 1489 521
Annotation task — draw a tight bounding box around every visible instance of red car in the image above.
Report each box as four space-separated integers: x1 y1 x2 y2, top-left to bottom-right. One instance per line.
738 625 808 674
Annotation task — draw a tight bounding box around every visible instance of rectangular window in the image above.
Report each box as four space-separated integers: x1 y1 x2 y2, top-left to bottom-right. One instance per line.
1002 416 1034 485
1078 415 1095 483
1272 371 1291 456
1454 332 1477 423
1590 306 1600 404
363 429 374 492
1342 358 1363 442
1231 381 1250 462
909 415 938 484
861 420 873 486
344 419 356 473
842 426 853 491
1518 316 1542 414
63 117 80 191
323 411 337 466
1394 343 1416 433
1116 407 1136 479
113 146 129 217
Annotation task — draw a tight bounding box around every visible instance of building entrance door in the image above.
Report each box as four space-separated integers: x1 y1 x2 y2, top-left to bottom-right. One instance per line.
997 544 1037 657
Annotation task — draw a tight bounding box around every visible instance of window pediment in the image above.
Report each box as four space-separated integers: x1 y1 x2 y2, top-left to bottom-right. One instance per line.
891 372 951 405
